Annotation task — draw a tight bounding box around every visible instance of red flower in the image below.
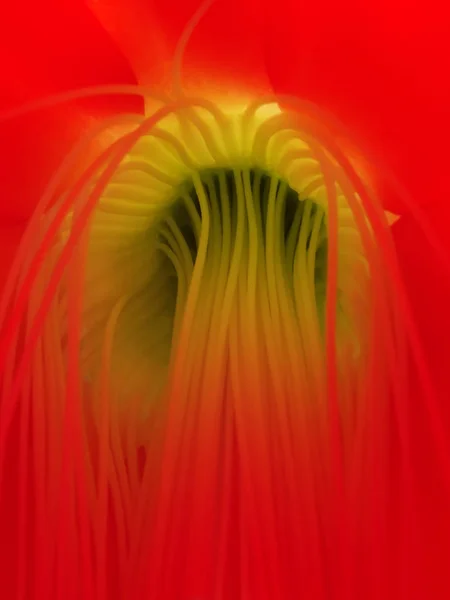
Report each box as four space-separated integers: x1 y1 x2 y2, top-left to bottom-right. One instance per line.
1 1 450 598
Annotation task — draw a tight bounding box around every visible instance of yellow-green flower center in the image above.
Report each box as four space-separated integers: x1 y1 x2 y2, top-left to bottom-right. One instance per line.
56 98 383 410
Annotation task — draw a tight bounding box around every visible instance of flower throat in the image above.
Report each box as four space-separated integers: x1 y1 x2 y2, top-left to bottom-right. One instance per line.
158 168 328 344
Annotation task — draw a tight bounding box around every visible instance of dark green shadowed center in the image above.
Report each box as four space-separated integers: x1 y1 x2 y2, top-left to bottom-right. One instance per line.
156 167 328 291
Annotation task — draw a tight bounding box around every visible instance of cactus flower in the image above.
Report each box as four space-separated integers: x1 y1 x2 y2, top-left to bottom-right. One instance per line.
1 1 450 599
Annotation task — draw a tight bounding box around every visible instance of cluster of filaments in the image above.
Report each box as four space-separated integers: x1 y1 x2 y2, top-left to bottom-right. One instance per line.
63 99 372 399
0 95 406 599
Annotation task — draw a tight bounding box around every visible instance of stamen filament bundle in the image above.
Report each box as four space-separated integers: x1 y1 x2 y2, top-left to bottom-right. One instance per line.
0 90 441 599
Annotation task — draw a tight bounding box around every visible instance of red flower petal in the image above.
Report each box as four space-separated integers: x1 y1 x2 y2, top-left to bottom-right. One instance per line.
0 0 141 224
262 0 450 215
393 213 450 597
88 0 272 97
